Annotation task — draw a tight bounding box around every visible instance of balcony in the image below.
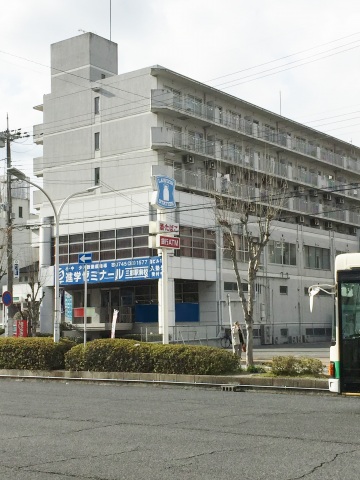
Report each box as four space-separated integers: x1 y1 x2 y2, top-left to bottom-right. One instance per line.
151 127 254 168
172 166 360 227
152 127 358 203
33 156 44 177
33 124 43 145
151 89 360 175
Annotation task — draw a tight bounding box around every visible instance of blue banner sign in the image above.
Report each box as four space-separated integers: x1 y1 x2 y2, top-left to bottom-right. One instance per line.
59 256 162 286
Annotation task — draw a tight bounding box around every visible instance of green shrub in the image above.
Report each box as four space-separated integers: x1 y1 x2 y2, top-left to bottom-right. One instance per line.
271 355 324 376
246 365 266 374
122 333 163 342
0 337 75 370
64 344 85 371
65 339 239 375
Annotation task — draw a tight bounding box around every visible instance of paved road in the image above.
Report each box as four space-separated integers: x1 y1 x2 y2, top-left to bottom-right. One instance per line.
0 380 358 479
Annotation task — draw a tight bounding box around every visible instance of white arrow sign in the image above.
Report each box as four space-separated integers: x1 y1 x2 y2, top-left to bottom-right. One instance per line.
78 253 93 264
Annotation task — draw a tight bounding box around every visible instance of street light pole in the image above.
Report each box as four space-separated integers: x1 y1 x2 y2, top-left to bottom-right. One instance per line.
7 167 99 342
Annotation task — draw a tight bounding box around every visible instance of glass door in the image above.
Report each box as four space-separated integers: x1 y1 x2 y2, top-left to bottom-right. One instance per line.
338 271 360 392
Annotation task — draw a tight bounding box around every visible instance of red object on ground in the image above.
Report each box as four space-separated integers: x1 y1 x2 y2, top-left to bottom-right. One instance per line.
16 320 28 337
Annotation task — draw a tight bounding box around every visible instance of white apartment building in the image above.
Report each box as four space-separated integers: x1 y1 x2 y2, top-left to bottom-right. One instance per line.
0 176 37 323
32 32 359 344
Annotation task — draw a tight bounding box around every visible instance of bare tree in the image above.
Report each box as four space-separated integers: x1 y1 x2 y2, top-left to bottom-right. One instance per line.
214 169 287 366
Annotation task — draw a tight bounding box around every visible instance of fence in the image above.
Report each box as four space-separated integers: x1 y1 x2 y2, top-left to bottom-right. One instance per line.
139 322 331 346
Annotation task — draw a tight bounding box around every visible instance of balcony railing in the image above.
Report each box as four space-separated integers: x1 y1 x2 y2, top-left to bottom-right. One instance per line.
151 89 360 174
172 166 360 226
153 127 358 202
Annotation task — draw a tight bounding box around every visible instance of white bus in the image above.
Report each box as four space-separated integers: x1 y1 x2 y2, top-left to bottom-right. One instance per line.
310 253 360 394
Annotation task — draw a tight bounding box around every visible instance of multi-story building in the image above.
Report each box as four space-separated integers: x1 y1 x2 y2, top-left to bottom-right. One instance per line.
32 32 359 343
0 174 37 324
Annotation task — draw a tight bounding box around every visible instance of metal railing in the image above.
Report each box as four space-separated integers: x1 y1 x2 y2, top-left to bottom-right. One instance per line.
151 89 360 174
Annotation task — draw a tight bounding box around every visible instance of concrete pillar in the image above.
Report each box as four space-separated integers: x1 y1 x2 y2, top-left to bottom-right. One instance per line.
39 217 54 334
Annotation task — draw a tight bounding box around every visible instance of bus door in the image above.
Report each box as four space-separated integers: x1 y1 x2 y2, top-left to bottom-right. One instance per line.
338 271 360 393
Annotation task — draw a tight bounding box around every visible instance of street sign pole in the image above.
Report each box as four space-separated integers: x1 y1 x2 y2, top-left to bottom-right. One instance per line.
151 174 177 345
84 264 88 348
2 291 13 337
78 253 92 348
160 211 169 344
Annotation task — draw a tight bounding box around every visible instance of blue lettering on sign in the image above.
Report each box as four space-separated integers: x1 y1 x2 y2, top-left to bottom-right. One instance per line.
59 256 162 286
153 175 176 209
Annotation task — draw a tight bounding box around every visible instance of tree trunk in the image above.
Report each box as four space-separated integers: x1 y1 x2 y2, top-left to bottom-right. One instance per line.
245 317 254 365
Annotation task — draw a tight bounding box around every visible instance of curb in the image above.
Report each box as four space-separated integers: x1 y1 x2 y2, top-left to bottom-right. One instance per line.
0 369 329 393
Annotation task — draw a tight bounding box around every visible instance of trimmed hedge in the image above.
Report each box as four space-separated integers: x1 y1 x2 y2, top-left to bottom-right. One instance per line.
271 355 324 376
0 337 75 370
65 339 239 375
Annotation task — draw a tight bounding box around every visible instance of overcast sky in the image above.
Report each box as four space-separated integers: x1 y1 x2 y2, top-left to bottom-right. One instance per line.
1 0 360 179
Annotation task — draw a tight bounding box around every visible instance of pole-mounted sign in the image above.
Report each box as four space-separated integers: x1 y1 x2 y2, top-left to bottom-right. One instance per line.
78 253 93 264
151 175 176 210
156 235 180 249
13 261 19 279
2 290 12 307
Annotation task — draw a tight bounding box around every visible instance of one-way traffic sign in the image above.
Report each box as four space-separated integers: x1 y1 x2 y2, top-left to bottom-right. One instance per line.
78 253 93 264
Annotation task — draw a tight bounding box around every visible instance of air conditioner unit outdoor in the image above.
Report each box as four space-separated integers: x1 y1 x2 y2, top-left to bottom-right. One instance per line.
311 218 320 226
297 216 305 224
336 197 345 204
309 190 318 197
350 227 358 235
208 161 216 169
183 154 194 164
295 186 305 194
323 193 332 201
248 204 256 212
325 221 333 229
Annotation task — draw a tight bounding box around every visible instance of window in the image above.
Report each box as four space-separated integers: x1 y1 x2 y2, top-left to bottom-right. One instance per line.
95 132 100 151
95 167 100 185
280 328 288 337
185 95 202 116
304 245 330 270
94 96 100 115
164 85 182 108
101 74 106 79
175 281 199 303
306 328 332 336
280 285 288 295
224 282 262 293
18 206 23 218
176 226 216 260
223 234 249 263
268 240 296 266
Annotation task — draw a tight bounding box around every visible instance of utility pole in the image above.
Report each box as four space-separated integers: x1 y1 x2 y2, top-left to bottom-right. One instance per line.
0 116 29 332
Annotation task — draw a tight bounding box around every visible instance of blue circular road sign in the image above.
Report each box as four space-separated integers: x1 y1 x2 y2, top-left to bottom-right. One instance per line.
2 291 12 307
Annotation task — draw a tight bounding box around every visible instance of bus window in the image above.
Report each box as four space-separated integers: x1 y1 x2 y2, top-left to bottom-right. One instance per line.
340 283 360 338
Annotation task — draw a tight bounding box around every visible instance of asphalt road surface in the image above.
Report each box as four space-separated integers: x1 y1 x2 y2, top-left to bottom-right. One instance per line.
0 380 359 479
